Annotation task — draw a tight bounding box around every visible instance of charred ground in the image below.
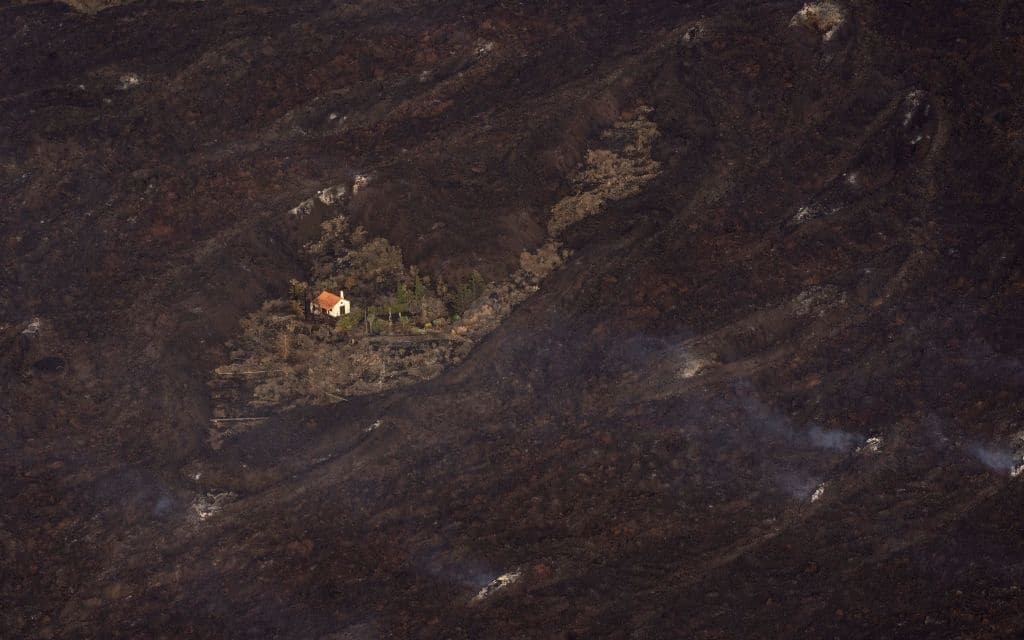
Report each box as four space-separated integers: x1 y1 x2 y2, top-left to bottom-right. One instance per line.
2 0 1024 638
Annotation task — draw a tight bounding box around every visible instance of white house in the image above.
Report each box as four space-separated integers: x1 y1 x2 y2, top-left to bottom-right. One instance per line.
311 290 351 318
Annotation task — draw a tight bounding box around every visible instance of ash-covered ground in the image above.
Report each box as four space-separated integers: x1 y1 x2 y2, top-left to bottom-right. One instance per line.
2 1 1024 638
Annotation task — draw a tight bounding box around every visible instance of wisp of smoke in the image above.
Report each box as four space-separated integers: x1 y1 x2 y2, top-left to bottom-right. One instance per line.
775 471 821 501
417 548 500 590
806 424 859 452
967 443 1015 473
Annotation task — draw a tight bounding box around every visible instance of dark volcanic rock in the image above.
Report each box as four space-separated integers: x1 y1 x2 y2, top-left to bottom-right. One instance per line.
2 1 1024 638
30 356 65 373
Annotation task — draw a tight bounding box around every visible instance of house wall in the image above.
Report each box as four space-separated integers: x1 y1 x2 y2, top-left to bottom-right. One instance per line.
329 300 351 317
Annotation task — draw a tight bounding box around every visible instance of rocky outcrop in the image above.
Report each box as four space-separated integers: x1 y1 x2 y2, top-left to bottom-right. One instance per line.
61 0 134 13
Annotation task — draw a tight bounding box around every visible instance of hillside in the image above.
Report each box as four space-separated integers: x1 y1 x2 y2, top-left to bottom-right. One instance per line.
2 1 1024 638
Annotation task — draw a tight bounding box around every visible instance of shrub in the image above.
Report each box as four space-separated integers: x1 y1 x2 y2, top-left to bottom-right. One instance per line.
335 313 359 332
396 282 411 305
288 279 309 299
413 274 427 299
364 307 380 335
451 270 486 315
386 300 410 316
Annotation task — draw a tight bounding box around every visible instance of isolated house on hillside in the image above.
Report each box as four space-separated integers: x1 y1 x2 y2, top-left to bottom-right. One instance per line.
311 290 351 318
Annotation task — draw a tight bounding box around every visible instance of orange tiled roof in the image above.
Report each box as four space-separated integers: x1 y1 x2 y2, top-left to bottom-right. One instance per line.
314 291 341 311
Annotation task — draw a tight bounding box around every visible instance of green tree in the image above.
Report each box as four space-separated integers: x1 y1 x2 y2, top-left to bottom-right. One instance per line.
451 269 487 315
288 279 310 318
413 274 426 300
288 278 309 300
396 282 411 306
435 276 450 303
365 306 379 335
344 308 366 332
